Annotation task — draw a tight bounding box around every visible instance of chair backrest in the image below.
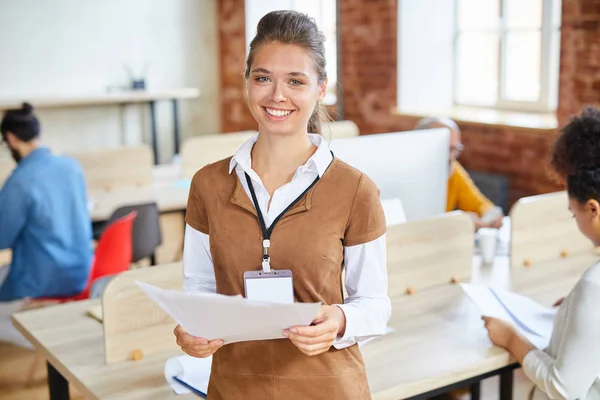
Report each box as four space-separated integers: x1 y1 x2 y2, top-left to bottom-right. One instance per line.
83 212 136 298
102 262 183 363
108 203 162 263
468 170 509 214
386 211 474 298
510 191 591 268
323 120 359 140
66 145 153 190
181 131 256 179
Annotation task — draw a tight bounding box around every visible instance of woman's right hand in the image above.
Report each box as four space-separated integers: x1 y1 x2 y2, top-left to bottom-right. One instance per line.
174 325 224 358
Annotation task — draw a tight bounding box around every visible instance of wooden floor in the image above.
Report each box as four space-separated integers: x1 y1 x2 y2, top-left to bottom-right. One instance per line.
0 342 83 400
1 341 534 400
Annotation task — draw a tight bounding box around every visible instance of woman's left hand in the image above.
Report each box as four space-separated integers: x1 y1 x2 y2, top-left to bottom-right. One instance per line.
283 305 346 356
482 316 517 348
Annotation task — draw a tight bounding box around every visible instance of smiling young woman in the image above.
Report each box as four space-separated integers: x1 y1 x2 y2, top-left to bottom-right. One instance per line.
174 10 390 400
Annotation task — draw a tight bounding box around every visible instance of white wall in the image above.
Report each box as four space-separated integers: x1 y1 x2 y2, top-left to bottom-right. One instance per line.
245 0 295 51
0 0 220 163
398 0 454 113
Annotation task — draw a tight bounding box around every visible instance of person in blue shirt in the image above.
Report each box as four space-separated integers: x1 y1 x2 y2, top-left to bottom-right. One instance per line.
0 103 93 307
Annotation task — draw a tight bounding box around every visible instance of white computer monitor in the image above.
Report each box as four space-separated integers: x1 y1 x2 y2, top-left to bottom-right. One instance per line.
330 128 450 221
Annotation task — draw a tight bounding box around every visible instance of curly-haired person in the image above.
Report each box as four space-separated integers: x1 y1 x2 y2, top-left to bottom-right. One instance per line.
484 106 600 400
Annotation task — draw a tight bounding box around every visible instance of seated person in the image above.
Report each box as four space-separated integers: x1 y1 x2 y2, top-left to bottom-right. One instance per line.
0 103 93 346
484 106 600 400
415 117 503 229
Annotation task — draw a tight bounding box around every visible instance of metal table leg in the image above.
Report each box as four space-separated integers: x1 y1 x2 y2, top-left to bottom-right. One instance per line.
47 361 69 400
500 368 514 400
149 100 159 165
172 99 180 156
470 381 481 400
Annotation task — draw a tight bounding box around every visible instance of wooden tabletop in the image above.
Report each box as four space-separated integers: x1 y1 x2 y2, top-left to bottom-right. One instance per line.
364 253 595 399
0 88 200 111
12 252 598 400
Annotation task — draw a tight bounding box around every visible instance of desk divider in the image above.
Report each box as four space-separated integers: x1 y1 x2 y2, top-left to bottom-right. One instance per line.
101 210 474 363
67 145 154 191
102 263 182 364
180 131 256 179
322 120 359 140
510 191 592 269
0 158 14 184
386 211 475 297
179 121 359 180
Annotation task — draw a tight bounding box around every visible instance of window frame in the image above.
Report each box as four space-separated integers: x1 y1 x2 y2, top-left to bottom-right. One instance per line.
452 0 560 113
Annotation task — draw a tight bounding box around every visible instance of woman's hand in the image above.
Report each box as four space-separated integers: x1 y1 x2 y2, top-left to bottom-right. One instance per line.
174 325 223 358
283 305 346 357
482 316 517 348
470 213 503 230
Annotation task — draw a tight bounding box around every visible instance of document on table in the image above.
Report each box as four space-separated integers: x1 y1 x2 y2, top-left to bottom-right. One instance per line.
461 283 558 349
136 281 321 344
165 354 211 396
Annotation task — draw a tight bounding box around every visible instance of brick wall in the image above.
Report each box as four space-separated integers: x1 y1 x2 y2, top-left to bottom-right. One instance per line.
218 0 599 203
557 0 600 127
338 0 595 203
218 0 255 133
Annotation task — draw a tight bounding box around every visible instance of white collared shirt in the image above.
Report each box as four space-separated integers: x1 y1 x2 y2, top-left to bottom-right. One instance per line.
524 262 600 400
183 133 391 349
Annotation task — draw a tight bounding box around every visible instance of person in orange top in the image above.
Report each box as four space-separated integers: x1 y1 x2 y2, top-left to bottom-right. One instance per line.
415 117 503 229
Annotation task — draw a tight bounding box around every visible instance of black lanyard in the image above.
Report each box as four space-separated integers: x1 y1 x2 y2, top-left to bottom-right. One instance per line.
245 172 320 271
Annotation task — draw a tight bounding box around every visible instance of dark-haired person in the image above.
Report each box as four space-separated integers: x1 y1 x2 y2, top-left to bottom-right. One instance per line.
0 104 92 346
483 106 600 400
174 10 390 399
415 117 504 229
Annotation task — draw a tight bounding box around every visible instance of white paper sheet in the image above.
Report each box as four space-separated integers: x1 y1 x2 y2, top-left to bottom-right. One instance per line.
381 198 407 226
461 283 556 349
491 287 557 338
162 328 395 396
136 281 321 344
165 354 211 395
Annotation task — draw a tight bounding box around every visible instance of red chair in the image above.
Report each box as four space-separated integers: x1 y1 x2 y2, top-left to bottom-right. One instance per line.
36 212 136 302
24 212 136 383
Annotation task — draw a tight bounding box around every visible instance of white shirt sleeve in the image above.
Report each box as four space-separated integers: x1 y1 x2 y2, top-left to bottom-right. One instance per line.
182 224 216 294
333 233 391 350
522 277 600 400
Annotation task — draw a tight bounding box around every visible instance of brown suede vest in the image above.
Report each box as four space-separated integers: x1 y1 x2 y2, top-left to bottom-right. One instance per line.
185 157 386 400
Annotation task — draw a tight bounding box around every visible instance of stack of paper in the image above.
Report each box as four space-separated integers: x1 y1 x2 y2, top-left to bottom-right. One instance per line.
165 354 211 396
136 281 321 344
461 283 557 349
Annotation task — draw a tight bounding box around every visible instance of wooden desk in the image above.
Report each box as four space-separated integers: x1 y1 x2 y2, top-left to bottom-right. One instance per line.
364 253 595 399
0 88 200 164
12 252 597 400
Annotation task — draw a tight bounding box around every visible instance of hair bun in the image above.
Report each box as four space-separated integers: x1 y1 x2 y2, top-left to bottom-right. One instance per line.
21 102 34 115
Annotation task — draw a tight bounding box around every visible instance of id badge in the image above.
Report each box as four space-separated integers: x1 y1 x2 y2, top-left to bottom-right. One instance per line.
243 270 294 304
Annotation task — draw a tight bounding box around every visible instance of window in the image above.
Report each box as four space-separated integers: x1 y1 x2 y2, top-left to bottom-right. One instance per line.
245 0 337 104
454 0 561 112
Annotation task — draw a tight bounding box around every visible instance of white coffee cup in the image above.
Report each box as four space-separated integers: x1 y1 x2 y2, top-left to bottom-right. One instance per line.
478 227 498 264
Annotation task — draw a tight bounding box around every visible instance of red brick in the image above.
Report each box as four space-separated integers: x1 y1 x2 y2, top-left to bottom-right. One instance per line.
217 0 255 132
